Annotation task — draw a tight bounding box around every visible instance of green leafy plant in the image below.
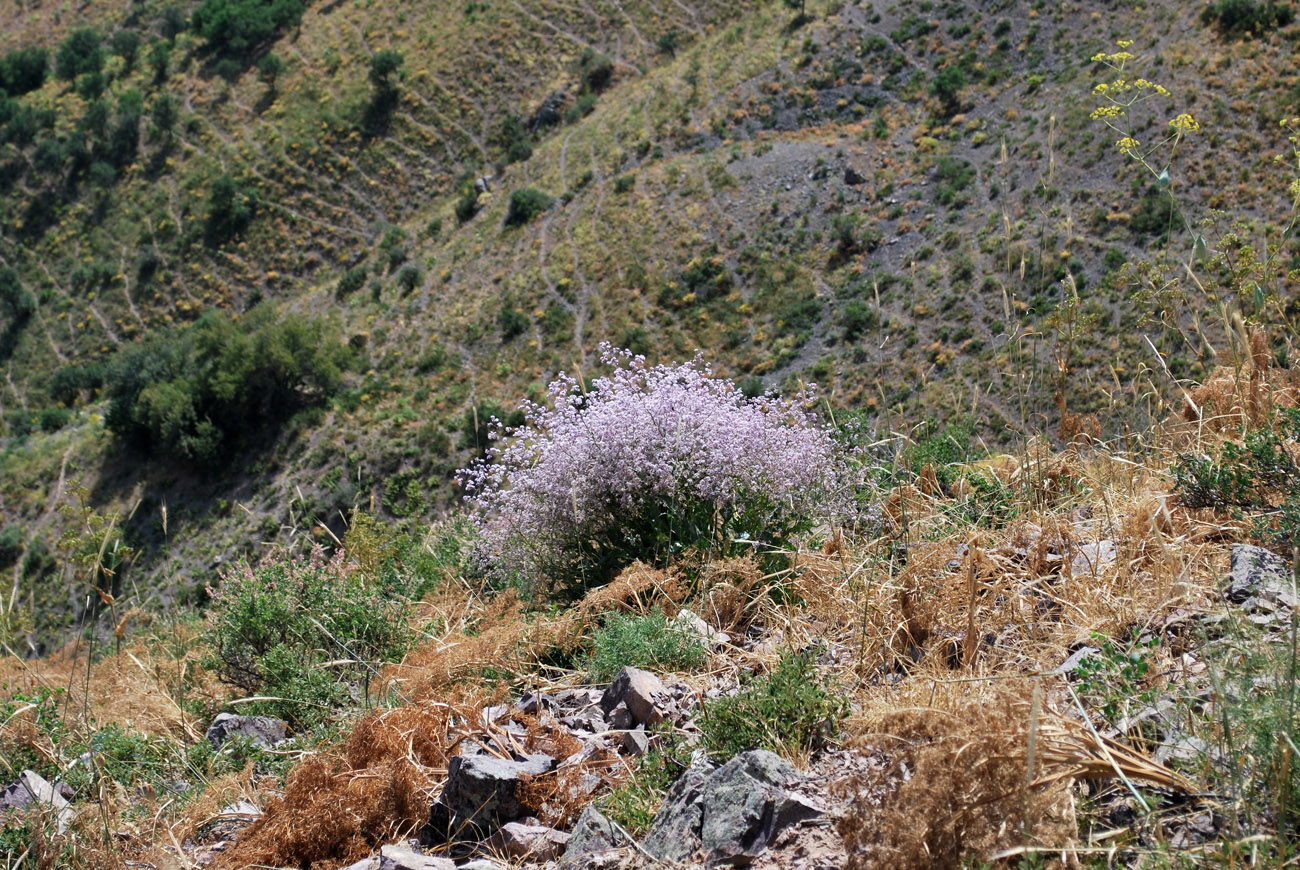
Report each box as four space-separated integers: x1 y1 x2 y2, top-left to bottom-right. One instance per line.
203 546 410 728
588 610 707 681
1071 630 1159 726
602 730 693 835
504 187 554 227
700 651 847 760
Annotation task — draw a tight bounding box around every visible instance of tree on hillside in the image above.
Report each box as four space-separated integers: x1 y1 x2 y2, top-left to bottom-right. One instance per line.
56 28 105 81
191 0 306 58
0 46 48 95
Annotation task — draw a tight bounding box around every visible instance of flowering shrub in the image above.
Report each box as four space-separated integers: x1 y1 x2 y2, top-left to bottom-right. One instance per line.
458 345 839 594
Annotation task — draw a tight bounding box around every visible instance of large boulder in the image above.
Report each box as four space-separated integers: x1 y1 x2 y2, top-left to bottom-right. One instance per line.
641 750 824 867
420 753 555 842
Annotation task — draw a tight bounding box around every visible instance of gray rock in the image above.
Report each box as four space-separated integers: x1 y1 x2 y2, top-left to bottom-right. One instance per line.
844 166 866 185
557 806 633 870
601 667 668 727
474 176 493 195
622 727 650 757
421 753 555 842
379 844 456 870
1228 544 1298 609
458 862 506 870
606 702 634 731
488 820 570 860
1071 540 1117 577
341 859 378 870
0 770 74 833
642 750 823 867
205 713 287 750
1053 646 1101 676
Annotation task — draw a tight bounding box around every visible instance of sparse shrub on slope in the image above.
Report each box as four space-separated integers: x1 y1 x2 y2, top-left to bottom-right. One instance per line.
191 0 306 58
203 545 409 728
459 345 839 595
1201 0 1295 35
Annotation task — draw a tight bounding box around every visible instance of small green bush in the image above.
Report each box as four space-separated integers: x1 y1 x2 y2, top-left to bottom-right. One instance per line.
504 187 554 227
191 0 306 57
602 731 693 834
613 174 636 194
700 651 847 760
0 525 23 567
588 610 707 682
203 547 409 728
336 265 368 299
56 28 104 81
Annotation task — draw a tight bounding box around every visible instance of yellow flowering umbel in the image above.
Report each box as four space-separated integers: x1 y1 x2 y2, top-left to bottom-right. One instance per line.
1088 39 1199 179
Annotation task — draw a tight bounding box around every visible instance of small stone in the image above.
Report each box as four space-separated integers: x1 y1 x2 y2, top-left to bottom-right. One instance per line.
458 862 506 870
1071 540 1117 576
1053 646 1100 676
622 728 650 757
557 807 632 870
488 821 571 860
205 713 287 751
0 770 75 833
601 667 668 726
1228 544 1298 609
340 859 378 870
606 702 634 731
844 166 866 185
378 844 455 870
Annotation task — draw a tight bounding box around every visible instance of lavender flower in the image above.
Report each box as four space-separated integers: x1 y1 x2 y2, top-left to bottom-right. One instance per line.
458 345 840 592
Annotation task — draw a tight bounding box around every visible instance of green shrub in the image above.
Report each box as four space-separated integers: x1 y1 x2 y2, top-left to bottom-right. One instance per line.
0 525 23 567
56 28 104 81
613 174 636 194
204 173 258 247
191 0 306 57
336 265 368 299
0 46 48 96
930 66 966 114
579 47 614 92
38 406 71 432
203 546 409 728
601 731 693 835
700 652 847 760
395 263 423 294
454 184 479 224
1201 0 1295 34
103 306 349 464
934 156 975 207
504 187 554 227
588 610 707 682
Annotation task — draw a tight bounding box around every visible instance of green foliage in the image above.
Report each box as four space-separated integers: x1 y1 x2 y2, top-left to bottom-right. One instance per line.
1071 630 1159 725
504 187 554 227
601 731 693 835
1173 411 1300 551
110 30 142 72
905 418 973 490
0 46 48 96
700 652 847 760
455 183 480 224
497 297 529 340
336 265 368 299
203 547 410 728
56 28 104 81
613 174 636 194
934 156 976 207
103 306 350 464
579 47 614 93
395 263 423 294
496 112 532 165
204 173 258 247
930 66 966 114
48 364 105 406
587 610 707 681
1200 0 1295 34
0 267 35 324
0 525 23 567
192 0 306 58
369 50 404 88
257 52 285 86
842 300 878 341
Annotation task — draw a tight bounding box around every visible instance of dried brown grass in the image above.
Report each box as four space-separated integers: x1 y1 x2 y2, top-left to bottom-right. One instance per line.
217 689 491 870
837 684 1079 870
